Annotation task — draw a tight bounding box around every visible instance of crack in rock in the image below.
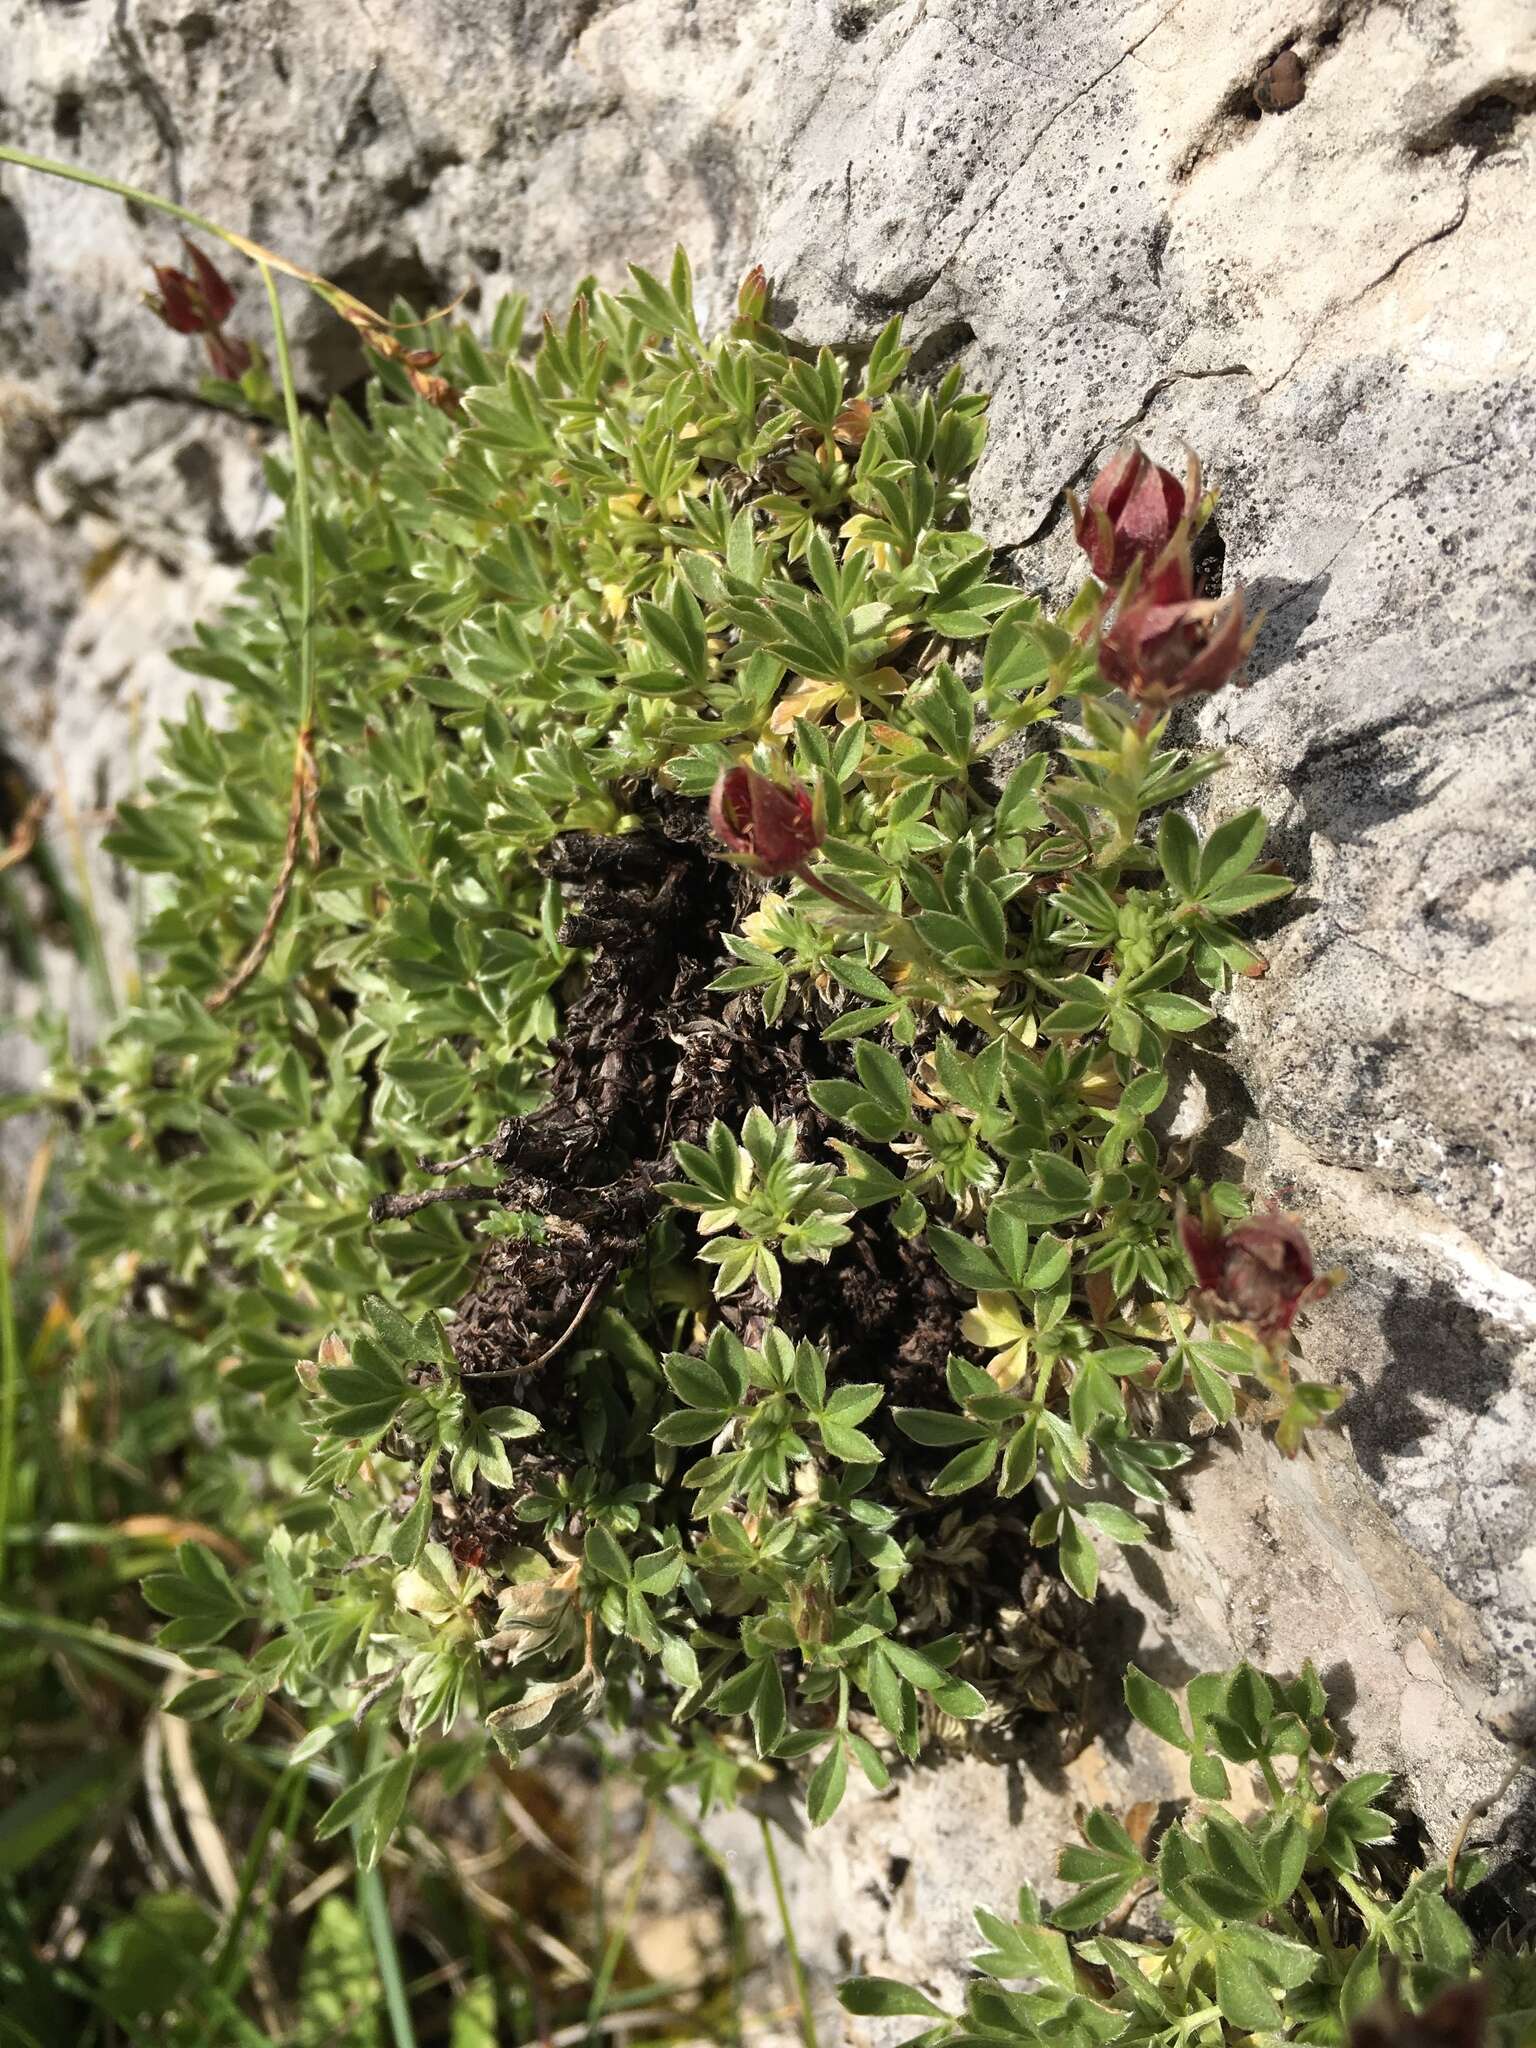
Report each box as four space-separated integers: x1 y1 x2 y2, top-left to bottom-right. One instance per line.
112 0 184 202
891 0 1191 316
1110 359 1253 438
999 363 1253 552
1362 178 1472 295
51 384 255 429
1324 923 1516 1020
1247 86 1528 396
1255 368 1532 586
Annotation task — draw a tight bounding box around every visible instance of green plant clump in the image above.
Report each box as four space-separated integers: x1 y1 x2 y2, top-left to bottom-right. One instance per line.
39 250 1342 1848
841 1664 1536 2044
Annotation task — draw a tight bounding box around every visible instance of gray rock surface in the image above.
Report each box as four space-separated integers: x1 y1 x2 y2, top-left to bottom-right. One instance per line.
2 0 1533 2003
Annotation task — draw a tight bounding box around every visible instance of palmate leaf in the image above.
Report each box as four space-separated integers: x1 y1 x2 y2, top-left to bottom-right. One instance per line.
141 1542 247 1652
314 1756 414 1872
316 1335 411 1440
927 1225 1011 1294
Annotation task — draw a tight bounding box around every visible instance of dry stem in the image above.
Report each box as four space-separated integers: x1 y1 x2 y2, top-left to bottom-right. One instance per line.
206 726 316 1013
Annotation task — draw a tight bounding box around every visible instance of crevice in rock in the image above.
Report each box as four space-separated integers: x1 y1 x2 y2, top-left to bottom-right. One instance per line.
382 146 465 213
0 401 60 506
563 0 622 54
174 9 216 53
337 71 384 155
906 317 976 382
49 384 263 429
844 265 943 320
1175 0 1366 183
1146 215 1172 286
1179 73 1271 176
1181 10 1533 189
0 194 29 300
1408 81 1536 160
306 244 450 387
51 90 85 142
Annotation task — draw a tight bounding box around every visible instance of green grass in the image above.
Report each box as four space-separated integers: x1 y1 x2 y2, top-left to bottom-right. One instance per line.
0 1164 788 2045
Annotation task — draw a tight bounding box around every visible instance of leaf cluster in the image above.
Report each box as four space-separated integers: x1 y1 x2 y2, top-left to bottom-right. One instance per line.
841 1665 1536 2046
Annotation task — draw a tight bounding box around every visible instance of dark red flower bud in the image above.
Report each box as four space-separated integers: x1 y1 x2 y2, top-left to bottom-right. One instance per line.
1350 1978 1487 2048
1070 444 1195 584
147 239 239 337
708 765 822 877
203 330 253 383
145 240 253 387
1098 539 1256 707
148 264 205 336
180 237 237 328
1179 1199 1332 1347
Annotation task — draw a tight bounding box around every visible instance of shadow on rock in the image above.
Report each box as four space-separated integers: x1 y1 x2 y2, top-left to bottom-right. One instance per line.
1178 1046 1261 1190
1288 715 1457 842
1345 1277 1523 1482
1245 571 1331 682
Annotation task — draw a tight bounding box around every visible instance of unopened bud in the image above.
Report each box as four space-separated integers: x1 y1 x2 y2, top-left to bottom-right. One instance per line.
1097 538 1258 707
708 764 823 877
736 264 769 323
1179 1197 1334 1349
1069 444 1196 584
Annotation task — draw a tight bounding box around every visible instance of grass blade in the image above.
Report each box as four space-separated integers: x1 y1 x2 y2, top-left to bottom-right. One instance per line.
761 1816 818 2048
357 1859 417 2048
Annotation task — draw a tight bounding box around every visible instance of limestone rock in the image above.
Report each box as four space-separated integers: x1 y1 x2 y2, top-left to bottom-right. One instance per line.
2 0 1533 1997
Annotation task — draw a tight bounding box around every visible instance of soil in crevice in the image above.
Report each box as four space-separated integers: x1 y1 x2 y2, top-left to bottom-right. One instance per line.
410 798 1095 1723
431 800 967 1421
